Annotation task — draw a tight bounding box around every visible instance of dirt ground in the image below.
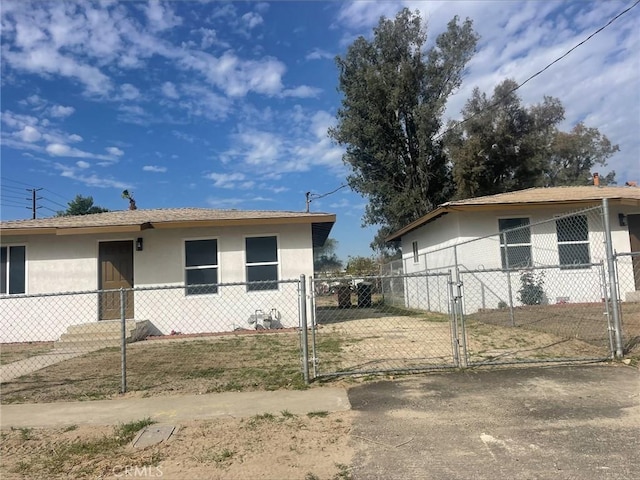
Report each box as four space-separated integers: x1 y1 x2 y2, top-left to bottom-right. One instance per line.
0 411 354 480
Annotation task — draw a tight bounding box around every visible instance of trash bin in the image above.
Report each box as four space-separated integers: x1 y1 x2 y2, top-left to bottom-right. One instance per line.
357 282 373 308
336 285 352 308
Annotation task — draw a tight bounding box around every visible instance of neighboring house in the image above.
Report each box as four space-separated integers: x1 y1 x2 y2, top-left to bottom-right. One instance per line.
0 208 335 342
386 186 640 313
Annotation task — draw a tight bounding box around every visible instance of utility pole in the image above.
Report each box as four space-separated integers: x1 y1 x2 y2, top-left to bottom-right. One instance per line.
27 188 43 219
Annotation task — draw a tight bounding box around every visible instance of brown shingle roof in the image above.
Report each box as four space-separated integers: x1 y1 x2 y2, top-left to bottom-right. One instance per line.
443 186 640 206
387 186 640 242
0 208 336 246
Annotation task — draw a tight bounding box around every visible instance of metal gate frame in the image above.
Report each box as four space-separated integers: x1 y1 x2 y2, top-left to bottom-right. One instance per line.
308 271 460 380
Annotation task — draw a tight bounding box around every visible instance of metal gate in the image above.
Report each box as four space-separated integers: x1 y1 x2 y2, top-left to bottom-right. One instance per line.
309 272 460 379
457 263 614 366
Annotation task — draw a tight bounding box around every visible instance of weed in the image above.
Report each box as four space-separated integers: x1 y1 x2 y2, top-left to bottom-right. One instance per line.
281 410 295 419
305 473 321 480
115 418 155 444
12 427 33 441
333 463 353 479
307 411 329 418
12 461 32 475
63 425 78 432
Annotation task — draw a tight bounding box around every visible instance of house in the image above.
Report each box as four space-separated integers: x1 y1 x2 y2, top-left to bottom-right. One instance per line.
0 208 335 342
386 186 640 313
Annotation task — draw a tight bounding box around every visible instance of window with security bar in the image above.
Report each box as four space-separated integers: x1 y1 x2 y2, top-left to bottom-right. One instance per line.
556 214 590 269
498 218 532 269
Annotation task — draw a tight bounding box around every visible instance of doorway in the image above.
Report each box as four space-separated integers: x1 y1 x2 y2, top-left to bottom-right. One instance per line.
99 241 134 320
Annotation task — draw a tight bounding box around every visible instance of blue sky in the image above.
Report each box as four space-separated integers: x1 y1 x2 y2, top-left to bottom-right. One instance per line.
1 0 638 261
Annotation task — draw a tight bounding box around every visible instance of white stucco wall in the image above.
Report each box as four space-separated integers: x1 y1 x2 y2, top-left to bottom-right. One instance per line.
399 204 638 314
1 223 315 342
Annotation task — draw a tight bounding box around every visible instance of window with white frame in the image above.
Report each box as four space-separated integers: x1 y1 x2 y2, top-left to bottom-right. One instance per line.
246 236 278 291
498 218 532 269
556 214 590 269
185 239 218 295
412 241 419 263
1 245 26 295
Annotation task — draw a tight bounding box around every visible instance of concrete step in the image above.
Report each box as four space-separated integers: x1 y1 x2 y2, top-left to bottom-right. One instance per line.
55 320 150 351
66 320 136 335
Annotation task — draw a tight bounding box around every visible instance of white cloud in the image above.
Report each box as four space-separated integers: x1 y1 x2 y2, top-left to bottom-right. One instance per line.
54 163 131 189
143 165 167 173
106 146 124 156
17 125 41 142
50 104 75 118
68 134 83 143
242 12 263 29
281 85 322 98
76 160 90 169
119 83 140 100
161 81 179 99
46 143 73 156
205 172 247 188
144 0 182 32
306 48 333 61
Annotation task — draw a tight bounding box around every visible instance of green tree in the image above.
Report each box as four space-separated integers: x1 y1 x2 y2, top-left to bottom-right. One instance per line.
329 9 478 253
345 256 378 276
56 195 109 216
447 79 565 199
545 123 618 186
314 238 343 273
447 79 619 199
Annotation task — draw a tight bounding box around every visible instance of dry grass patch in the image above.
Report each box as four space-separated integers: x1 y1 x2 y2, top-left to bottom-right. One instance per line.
0 412 353 480
0 342 54 365
0 332 322 404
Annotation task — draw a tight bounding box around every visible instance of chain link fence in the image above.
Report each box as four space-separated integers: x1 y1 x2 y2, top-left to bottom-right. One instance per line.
309 272 458 378
1 279 306 403
1 204 638 397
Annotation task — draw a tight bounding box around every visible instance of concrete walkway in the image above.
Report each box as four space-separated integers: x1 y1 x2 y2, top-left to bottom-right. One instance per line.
0 388 351 428
0 348 97 382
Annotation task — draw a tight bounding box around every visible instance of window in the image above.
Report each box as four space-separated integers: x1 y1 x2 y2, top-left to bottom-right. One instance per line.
1 245 26 295
556 215 590 268
499 218 532 269
185 239 218 295
412 241 419 263
246 236 278 291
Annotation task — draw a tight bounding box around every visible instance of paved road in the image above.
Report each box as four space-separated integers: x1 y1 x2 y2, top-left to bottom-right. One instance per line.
348 365 639 480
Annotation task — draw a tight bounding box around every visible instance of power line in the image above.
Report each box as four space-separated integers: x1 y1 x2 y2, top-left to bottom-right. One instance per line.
1 177 38 188
305 184 349 212
435 0 640 142
41 196 68 209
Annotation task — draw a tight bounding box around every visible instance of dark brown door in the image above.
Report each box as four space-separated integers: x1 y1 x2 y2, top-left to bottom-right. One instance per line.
99 241 134 320
628 214 640 291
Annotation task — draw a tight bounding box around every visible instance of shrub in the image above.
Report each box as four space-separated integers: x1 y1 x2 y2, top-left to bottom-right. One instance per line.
517 270 545 305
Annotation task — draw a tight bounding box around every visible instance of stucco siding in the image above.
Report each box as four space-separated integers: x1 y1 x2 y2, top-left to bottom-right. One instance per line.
1 223 314 342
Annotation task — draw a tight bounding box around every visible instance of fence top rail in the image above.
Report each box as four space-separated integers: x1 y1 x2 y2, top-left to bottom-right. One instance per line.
459 261 604 275
421 204 604 257
0 279 302 299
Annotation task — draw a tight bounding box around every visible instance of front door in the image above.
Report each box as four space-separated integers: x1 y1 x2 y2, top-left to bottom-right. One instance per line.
628 214 640 291
99 241 134 320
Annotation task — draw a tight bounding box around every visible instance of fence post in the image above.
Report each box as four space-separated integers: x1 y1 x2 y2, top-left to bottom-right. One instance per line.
308 276 318 379
599 262 616 358
602 198 624 358
447 270 460 367
453 246 468 368
120 288 127 394
502 232 516 327
299 274 310 384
